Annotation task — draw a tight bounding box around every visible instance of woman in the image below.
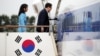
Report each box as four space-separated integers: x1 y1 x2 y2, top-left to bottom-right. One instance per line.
18 4 28 32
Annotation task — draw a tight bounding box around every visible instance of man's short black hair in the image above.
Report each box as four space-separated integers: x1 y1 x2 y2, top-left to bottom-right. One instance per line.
45 3 52 8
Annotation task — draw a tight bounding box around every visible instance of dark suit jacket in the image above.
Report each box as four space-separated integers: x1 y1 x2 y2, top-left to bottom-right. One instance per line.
37 9 49 32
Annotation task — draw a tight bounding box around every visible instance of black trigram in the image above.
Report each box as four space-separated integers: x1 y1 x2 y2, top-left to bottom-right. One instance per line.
15 49 22 56
15 35 22 43
35 35 42 43
35 49 42 56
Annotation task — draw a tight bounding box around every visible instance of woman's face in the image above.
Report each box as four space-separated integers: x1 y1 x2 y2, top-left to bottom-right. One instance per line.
24 7 28 12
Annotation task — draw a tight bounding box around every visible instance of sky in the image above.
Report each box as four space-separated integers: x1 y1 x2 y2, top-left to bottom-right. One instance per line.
0 0 100 18
0 0 38 17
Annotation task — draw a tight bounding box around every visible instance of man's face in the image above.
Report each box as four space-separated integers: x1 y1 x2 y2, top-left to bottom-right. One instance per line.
47 7 52 12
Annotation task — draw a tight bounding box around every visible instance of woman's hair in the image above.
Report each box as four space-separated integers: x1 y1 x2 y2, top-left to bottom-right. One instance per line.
18 4 28 16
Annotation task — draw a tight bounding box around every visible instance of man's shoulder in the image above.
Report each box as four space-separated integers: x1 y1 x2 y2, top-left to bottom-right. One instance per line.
40 9 46 13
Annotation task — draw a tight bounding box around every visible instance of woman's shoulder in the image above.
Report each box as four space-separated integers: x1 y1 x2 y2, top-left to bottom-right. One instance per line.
20 13 26 16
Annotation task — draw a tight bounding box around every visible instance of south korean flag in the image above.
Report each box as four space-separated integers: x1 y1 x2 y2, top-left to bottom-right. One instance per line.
7 33 56 56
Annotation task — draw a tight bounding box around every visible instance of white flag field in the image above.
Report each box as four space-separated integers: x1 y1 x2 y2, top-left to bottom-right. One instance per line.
0 32 57 56
0 33 6 56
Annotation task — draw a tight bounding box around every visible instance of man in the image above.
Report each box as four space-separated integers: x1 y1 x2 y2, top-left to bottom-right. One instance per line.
84 11 92 31
37 3 52 32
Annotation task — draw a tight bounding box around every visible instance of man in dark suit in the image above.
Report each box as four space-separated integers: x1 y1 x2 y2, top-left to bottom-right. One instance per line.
37 3 52 32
